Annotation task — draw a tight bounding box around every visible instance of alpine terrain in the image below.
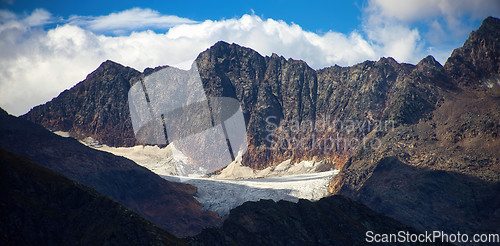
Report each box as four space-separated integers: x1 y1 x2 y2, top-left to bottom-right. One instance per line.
1 16 498 245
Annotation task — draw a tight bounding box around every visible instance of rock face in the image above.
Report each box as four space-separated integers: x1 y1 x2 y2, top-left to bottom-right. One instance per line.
0 108 220 237
0 148 185 245
194 42 457 170
188 195 437 246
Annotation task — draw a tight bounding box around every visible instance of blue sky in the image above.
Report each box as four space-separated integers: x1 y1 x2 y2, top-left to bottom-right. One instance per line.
4 0 363 33
0 0 499 116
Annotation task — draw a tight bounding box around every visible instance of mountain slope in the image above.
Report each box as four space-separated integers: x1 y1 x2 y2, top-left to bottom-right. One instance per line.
188 195 444 246
0 147 185 245
22 60 141 147
329 17 500 234
0 108 220 237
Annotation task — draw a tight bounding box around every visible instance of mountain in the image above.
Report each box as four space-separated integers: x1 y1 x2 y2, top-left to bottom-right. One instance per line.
444 16 500 90
188 195 447 246
20 16 500 235
2 145 429 245
0 108 220 237
0 148 185 245
21 43 442 170
23 60 141 147
329 17 500 234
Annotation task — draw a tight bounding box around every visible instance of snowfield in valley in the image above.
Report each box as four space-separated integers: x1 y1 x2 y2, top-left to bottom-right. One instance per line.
163 170 338 216
67 134 339 216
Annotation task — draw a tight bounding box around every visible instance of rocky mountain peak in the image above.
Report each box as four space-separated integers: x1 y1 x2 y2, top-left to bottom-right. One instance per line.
22 60 141 147
444 16 500 89
269 53 281 59
417 55 441 68
476 16 500 37
376 56 399 68
84 60 138 86
143 65 170 76
414 55 455 89
199 41 255 60
100 59 123 67
21 16 500 169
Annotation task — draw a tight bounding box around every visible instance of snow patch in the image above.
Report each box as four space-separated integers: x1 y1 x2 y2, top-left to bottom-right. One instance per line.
53 131 70 138
81 136 102 148
84 143 189 176
213 158 333 179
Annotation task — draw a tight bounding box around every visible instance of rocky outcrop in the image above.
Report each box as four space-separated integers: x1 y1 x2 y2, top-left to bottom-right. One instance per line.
0 148 185 245
0 109 220 237
21 18 499 172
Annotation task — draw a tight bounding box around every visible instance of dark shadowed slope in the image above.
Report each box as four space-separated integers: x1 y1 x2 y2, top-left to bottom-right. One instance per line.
188 195 451 246
0 148 186 245
0 107 220 237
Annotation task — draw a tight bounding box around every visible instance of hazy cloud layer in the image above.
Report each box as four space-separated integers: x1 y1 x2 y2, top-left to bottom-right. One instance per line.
0 5 497 115
68 8 197 35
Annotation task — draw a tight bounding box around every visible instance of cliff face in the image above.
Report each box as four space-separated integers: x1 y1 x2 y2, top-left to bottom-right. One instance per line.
21 18 498 172
0 148 185 245
194 43 448 169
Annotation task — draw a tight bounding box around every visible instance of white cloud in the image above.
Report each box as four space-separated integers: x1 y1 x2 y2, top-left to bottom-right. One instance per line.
361 16 423 64
365 0 500 46
68 8 197 35
360 0 499 66
367 0 500 22
0 9 384 116
0 6 496 116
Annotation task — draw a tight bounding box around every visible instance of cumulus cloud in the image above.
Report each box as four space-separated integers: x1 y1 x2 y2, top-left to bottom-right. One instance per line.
0 5 497 116
361 0 500 66
0 9 382 116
